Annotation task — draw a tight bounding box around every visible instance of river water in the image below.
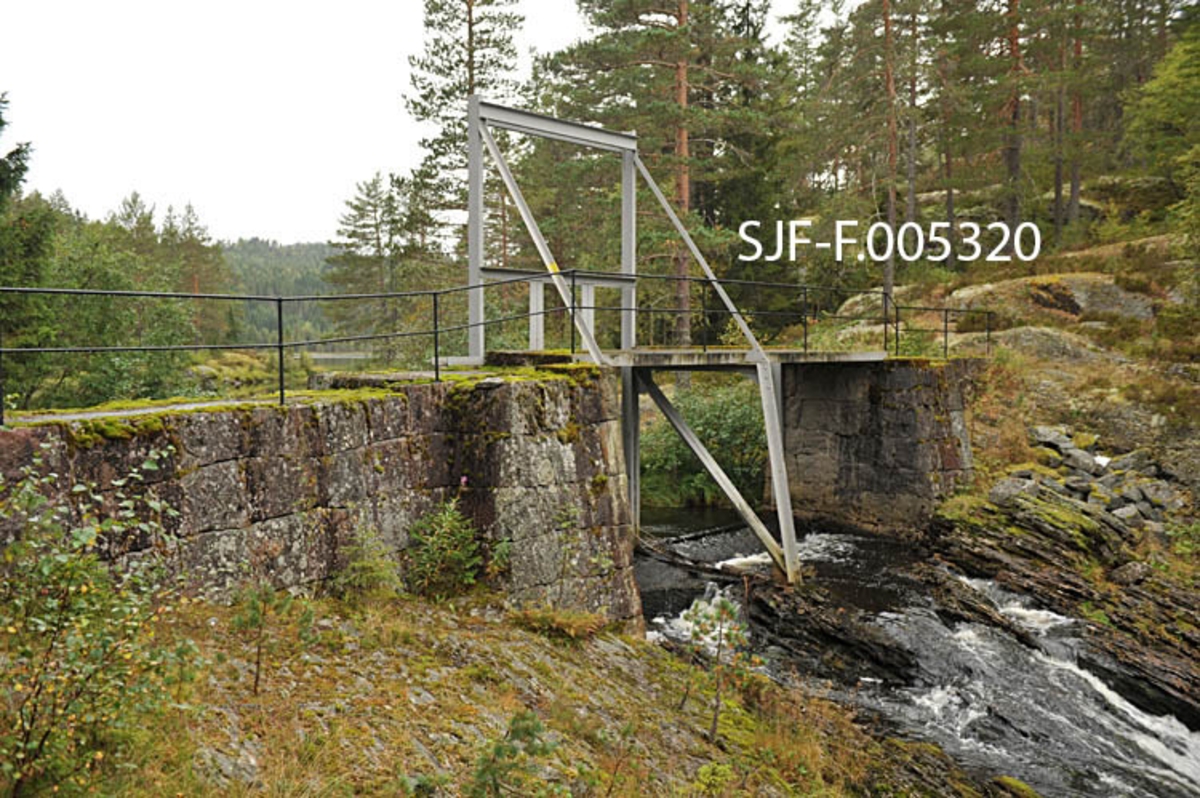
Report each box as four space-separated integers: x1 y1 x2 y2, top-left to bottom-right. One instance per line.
636 508 1200 798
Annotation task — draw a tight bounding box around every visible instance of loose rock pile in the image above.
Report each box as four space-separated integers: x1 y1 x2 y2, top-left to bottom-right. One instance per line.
988 425 1190 541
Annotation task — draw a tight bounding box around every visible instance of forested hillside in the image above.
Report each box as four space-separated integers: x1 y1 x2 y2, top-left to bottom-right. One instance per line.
2 3 1199 796
224 238 337 344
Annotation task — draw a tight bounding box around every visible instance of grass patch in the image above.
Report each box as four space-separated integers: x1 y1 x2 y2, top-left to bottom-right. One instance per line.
80 592 926 796
510 606 609 642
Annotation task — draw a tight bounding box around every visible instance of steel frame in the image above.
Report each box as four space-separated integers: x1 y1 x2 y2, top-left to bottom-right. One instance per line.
474 96 804 581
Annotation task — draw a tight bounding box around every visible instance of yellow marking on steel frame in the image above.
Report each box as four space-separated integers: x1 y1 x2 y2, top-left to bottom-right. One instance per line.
547 261 560 273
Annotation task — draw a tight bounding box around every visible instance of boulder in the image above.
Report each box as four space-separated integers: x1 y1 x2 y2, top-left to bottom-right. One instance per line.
1111 505 1142 524
1064 476 1095 496
1038 476 1072 497
1109 561 1154 586
1088 485 1115 508
989 477 1040 507
1111 449 1154 474
1141 481 1182 510
1062 448 1101 475
1117 485 1145 505
1032 425 1074 451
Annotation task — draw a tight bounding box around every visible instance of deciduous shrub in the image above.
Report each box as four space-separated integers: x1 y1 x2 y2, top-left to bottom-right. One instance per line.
0 449 193 796
404 498 481 599
641 379 766 507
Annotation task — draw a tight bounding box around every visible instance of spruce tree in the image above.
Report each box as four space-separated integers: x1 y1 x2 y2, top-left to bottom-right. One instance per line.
0 93 30 213
324 173 442 364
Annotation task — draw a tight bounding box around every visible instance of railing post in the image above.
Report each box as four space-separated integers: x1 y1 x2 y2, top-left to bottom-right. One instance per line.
570 270 577 355
433 292 441 382
882 291 889 353
943 308 950 359
802 287 809 355
894 303 901 356
701 280 708 353
276 297 285 406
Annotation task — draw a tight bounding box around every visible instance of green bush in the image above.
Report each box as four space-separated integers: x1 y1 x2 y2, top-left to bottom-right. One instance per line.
404 499 482 600
0 449 193 796
332 526 402 604
641 379 766 507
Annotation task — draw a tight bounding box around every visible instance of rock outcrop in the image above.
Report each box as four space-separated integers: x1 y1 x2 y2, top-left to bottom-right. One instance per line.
935 428 1198 728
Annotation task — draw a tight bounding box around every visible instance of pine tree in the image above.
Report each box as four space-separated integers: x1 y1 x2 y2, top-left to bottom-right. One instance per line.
533 0 783 345
1124 21 1200 184
406 0 523 232
883 0 899 299
0 93 31 214
163 204 233 342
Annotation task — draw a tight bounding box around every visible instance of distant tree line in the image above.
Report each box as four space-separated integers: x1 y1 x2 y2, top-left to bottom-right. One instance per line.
0 93 343 408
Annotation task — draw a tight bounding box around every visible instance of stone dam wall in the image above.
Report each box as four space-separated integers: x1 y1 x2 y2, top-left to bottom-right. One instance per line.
0 369 640 623
779 359 977 532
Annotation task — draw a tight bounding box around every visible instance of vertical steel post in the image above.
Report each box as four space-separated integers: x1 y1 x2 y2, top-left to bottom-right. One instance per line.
467 96 485 362
580 283 596 343
621 150 637 351
943 308 950 359
433 293 441 382
276 297 285 406
570 271 577 355
621 366 640 534
529 281 545 350
802 287 809 355
701 281 708 353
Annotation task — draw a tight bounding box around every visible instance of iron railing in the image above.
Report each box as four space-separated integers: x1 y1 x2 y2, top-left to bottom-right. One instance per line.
0 271 992 425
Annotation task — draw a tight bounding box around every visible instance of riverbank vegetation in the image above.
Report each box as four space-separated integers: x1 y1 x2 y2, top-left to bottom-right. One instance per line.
0 457 1019 797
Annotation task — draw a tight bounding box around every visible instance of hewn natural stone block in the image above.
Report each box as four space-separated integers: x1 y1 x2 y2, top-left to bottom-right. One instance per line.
779 359 978 532
0 371 640 623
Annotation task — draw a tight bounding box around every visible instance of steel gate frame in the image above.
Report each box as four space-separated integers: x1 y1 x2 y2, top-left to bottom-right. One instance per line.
465 95 801 583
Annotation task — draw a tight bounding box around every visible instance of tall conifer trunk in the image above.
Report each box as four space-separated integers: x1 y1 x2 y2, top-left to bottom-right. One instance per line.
1054 20 1066 243
906 8 918 225
675 0 692 349
1067 0 1083 223
1004 0 1023 251
883 0 898 300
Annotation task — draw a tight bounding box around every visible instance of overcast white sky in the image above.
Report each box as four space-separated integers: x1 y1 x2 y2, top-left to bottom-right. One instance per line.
0 1 593 244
